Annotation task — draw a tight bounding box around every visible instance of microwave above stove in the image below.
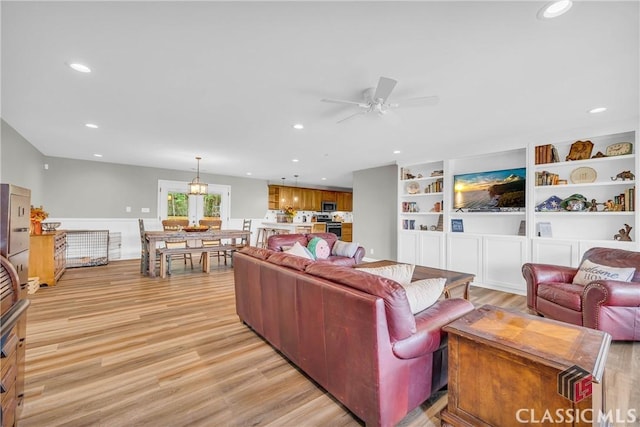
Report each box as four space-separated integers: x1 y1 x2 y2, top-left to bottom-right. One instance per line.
321 201 337 212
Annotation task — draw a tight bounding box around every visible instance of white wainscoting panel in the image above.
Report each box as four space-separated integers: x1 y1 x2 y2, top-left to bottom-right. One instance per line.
482 236 528 294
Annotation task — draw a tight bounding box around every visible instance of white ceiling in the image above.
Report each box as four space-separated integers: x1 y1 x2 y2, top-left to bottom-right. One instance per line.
2 1 638 188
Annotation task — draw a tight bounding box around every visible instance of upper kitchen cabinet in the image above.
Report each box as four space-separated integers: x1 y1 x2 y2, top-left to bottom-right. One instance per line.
268 185 292 209
321 190 337 203
268 185 353 211
337 192 353 211
302 189 322 211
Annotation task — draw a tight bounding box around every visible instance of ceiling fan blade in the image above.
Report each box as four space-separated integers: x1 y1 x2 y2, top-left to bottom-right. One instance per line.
321 98 368 108
373 77 398 103
388 95 439 109
337 111 367 124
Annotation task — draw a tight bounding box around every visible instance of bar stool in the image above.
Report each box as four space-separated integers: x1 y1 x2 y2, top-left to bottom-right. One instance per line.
256 227 268 248
256 227 290 248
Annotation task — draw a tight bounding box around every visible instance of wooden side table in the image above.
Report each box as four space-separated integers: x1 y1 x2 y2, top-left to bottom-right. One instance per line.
441 305 611 427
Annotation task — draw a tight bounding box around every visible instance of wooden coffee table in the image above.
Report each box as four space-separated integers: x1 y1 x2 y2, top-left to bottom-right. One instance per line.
441 305 611 427
356 260 474 300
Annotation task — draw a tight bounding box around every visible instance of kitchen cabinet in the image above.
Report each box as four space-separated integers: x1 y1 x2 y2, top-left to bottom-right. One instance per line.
29 231 67 286
268 186 353 212
302 189 322 211
321 190 337 203
311 223 326 233
336 192 353 211
341 223 353 242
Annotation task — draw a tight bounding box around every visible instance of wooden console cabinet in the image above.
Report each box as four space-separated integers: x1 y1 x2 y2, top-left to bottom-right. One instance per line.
441 305 610 427
29 231 67 286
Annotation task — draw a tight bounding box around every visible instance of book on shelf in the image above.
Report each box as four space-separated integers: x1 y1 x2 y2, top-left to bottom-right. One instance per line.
425 179 443 193
616 187 635 212
535 171 560 186
535 144 558 165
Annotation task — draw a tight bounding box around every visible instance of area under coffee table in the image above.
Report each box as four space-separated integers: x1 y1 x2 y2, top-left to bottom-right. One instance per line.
356 260 474 299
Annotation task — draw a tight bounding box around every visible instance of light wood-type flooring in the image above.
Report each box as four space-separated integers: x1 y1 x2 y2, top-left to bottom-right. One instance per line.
18 260 639 426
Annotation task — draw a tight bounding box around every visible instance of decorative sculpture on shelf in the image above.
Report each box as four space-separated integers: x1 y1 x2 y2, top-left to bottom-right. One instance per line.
611 170 635 181
614 224 633 241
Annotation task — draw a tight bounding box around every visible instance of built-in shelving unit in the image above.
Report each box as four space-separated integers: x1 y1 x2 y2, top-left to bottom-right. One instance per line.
398 162 444 232
529 130 638 267
396 129 639 295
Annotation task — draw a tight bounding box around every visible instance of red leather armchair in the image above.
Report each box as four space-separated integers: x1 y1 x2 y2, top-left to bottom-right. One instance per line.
522 247 640 341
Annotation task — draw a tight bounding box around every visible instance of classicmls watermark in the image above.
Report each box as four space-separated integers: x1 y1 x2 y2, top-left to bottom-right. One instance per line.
514 364 638 424
558 364 592 403
515 408 638 424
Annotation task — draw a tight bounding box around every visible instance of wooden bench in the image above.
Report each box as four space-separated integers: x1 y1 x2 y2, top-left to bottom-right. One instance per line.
157 245 238 278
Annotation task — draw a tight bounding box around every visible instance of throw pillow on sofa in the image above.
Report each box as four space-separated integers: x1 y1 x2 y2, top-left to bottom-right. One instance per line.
356 263 415 286
401 278 446 314
307 237 330 260
332 240 359 258
572 259 635 285
284 241 315 260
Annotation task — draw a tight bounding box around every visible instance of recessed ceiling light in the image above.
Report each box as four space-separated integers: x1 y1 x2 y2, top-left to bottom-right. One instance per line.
537 0 573 19
393 150 401 154
293 124 304 130
292 159 299 162
321 177 327 181
69 63 91 73
93 154 103 158
85 123 98 129
588 107 607 114
246 172 252 176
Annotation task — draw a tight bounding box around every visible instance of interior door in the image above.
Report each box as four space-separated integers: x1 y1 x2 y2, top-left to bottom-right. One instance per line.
158 180 230 227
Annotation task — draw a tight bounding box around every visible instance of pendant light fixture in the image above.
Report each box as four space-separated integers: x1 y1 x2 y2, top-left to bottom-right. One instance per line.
188 156 208 195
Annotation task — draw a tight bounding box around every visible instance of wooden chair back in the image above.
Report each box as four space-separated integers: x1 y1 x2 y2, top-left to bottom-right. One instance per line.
162 219 189 230
199 218 222 230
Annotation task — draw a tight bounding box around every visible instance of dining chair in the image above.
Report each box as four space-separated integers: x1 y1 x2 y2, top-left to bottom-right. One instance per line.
199 218 226 265
138 218 148 274
138 218 162 275
161 219 193 271
224 219 252 263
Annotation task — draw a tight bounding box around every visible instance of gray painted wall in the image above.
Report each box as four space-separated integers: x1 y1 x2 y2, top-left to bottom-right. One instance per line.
2 122 399 256
353 164 397 260
1 119 46 205
39 157 267 218
1 122 268 219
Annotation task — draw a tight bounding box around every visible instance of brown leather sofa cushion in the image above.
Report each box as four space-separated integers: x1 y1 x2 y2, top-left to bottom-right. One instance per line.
305 263 416 340
268 251 314 271
537 282 583 311
239 245 273 260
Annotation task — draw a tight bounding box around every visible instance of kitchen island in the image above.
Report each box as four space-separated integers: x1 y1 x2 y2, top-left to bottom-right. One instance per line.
260 222 324 234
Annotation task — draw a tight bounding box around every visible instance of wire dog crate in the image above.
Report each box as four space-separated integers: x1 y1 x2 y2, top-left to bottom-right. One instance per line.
65 230 110 268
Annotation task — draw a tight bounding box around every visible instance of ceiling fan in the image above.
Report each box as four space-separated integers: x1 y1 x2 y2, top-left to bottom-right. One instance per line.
321 77 439 123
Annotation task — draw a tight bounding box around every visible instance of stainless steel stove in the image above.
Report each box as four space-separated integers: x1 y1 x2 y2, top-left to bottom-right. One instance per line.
315 214 342 238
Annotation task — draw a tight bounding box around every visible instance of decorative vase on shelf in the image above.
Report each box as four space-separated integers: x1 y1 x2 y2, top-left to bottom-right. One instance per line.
31 221 42 235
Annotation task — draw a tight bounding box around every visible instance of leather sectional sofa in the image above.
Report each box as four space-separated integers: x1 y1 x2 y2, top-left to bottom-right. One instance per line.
233 246 475 427
267 232 365 266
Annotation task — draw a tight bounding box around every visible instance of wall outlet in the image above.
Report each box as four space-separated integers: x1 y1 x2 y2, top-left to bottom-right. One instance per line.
125 206 132 213
141 207 150 213
370 248 374 255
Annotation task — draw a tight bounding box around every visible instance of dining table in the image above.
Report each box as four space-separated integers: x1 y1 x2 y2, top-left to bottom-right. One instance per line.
144 229 251 277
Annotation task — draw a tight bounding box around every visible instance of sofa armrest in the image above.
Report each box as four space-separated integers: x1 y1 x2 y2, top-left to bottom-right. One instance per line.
392 298 474 359
522 263 578 311
583 280 640 329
